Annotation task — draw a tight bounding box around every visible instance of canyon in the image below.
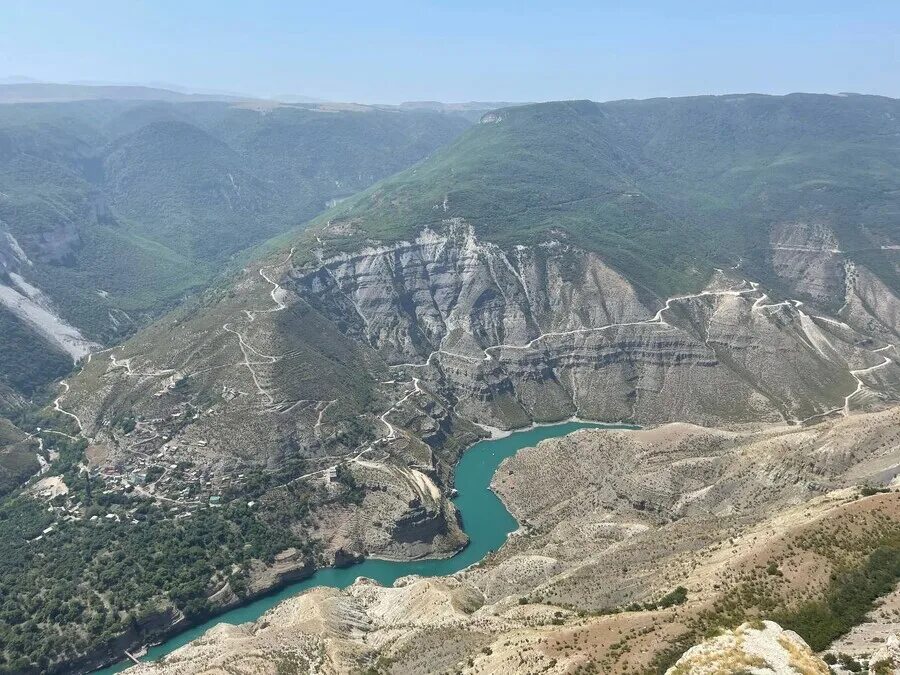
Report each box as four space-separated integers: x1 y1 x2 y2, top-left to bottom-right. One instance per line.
4 93 900 673
128 408 900 674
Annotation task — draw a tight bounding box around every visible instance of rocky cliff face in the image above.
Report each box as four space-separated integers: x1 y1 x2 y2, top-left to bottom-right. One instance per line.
295 222 898 429
60 221 899 569
0 223 96 384
0 227 29 275
665 621 830 674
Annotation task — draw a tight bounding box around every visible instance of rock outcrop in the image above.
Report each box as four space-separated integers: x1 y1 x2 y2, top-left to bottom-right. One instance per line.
870 635 900 675
295 222 897 428
665 621 829 675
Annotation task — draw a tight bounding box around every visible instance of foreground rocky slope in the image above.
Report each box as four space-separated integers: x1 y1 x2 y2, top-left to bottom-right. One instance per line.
665 621 829 675
129 409 900 674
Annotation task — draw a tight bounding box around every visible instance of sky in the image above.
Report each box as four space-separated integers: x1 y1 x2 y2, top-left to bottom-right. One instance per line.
2 1 899 104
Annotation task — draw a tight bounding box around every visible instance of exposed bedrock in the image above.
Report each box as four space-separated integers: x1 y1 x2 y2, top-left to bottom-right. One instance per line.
294 224 899 428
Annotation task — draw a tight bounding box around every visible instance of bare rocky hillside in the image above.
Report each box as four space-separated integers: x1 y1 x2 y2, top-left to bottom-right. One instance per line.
130 409 900 674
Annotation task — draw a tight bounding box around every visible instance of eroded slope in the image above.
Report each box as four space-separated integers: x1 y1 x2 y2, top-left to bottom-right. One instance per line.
131 409 900 675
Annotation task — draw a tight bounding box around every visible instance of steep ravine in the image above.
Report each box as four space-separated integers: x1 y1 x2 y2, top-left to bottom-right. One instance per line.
127 409 900 675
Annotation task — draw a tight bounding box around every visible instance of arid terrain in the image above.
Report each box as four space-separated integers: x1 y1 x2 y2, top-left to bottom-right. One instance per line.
58 219 900 558
128 408 900 674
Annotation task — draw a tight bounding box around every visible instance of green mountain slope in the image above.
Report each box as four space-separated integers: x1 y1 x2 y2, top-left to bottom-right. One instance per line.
0 99 470 397
314 94 900 296
0 307 71 396
103 120 277 260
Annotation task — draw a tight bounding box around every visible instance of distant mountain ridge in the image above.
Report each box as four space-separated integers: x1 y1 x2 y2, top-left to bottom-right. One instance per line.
0 82 256 104
0 79 525 112
399 100 528 111
316 93 900 298
0 97 471 401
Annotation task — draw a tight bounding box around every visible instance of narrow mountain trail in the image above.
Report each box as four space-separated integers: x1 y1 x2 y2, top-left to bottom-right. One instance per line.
381 275 897 426
77 246 896 483
379 378 423 439
291 444 390 483
52 381 84 433
392 281 760 368
108 354 133 374
80 252 301 410
795 344 896 423
769 244 897 254
245 247 295 321
223 323 277 404
216 247 376 423
283 376 426 487
221 248 295 404
314 399 337 437
844 346 897 414
749 282 792 312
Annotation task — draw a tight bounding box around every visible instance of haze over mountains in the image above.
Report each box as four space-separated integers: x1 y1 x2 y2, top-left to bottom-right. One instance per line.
0 91 472 401
0 77 524 110
64 93 899 473
0 86 899 674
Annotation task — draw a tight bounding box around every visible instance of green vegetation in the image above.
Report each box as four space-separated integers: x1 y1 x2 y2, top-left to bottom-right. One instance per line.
776 544 900 650
0 98 469 400
861 484 891 497
0 425 322 673
0 494 317 673
310 100 709 295
0 394 384 672
0 447 37 497
0 403 79 497
837 653 864 673
656 586 688 609
0 306 72 396
649 633 701 675
312 94 900 300
623 586 689 614
335 463 364 505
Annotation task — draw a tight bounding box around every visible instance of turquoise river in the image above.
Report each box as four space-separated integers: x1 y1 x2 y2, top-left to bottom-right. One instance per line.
96 421 636 673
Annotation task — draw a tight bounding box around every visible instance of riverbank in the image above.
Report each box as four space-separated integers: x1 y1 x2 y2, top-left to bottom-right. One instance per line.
473 415 638 440
92 420 637 674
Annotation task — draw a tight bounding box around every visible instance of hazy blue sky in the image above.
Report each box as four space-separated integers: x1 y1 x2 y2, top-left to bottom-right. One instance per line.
3 1 899 103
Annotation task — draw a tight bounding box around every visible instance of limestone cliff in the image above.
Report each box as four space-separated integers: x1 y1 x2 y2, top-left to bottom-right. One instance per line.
296 222 897 428
59 222 900 570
